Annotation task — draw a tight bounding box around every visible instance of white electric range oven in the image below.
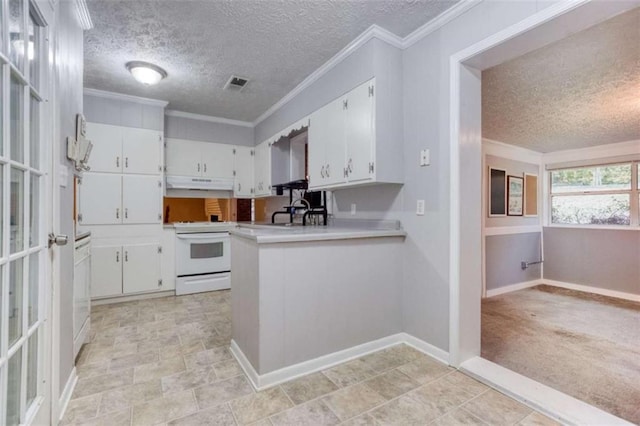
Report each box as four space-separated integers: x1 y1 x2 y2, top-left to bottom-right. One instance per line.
173 222 236 295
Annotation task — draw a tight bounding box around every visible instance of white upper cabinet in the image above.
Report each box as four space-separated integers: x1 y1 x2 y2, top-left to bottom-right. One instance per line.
122 127 163 175
254 140 271 197
122 175 162 224
78 173 162 225
166 139 236 179
78 173 122 225
86 122 162 175
85 123 123 173
165 139 201 176
309 97 346 188
234 146 254 198
344 80 375 183
201 143 235 179
308 78 393 190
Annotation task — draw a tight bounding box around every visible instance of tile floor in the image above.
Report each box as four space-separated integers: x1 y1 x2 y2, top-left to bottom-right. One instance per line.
63 290 558 425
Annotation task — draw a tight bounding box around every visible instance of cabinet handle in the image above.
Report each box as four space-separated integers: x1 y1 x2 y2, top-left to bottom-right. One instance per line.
197 163 200 172
321 165 325 178
238 183 241 192
125 157 129 168
347 158 353 174
125 251 128 262
116 251 120 262
204 163 207 173
125 208 128 219
116 156 120 168
326 164 330 178
116 208 120 219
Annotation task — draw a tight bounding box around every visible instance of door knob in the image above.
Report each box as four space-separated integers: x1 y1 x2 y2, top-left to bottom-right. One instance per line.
48 233 69 248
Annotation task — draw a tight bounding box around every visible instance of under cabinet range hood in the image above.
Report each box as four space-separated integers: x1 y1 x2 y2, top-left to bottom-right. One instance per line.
166 175 234 191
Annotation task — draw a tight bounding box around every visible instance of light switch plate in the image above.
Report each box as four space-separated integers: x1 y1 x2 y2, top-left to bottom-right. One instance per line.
351 203 356 215
420 149 430 166
416 200 425 215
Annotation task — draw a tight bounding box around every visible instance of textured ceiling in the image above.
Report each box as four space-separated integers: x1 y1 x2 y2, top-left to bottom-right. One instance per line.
84 0 459 122
482 8 640 153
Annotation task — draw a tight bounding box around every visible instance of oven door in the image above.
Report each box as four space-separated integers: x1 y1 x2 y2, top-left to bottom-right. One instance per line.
176 232 230 277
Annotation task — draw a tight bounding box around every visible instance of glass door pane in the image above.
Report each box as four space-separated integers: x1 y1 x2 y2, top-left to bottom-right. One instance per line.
7 348 23 426
9 0 25 71
10 78 24 163
28 14 40 89
26 331 38 408
30 96 40 169
9 258 24 347
30 174 39 247
28 253 39 326
10 168 24 253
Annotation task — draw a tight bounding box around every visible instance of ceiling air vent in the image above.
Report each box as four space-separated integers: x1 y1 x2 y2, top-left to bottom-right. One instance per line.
224 75 249 92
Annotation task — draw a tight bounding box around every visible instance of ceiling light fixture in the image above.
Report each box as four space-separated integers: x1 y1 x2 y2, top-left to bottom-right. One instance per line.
126 61 167 86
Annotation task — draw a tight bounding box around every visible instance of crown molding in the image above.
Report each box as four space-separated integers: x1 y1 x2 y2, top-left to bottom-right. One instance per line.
165 110 254 128
74 0 94 30
253 2 481 127
482 138 543 164
252 24 402 126
403 0 482 49
84 88 169 107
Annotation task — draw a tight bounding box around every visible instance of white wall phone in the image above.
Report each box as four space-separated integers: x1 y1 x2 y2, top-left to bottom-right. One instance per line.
68 113 93 171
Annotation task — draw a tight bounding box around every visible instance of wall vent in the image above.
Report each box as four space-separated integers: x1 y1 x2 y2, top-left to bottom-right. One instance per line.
224 75 249 91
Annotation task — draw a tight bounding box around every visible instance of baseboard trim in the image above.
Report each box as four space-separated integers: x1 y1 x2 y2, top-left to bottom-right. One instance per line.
461 357 630 426
58 367 78 423
544 279 640 302
485 279 543 298
91 290 176 306
231 333 450 391
400 333 450 365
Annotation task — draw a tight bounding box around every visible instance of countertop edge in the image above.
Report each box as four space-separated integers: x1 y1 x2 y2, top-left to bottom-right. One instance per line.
230 228 406 244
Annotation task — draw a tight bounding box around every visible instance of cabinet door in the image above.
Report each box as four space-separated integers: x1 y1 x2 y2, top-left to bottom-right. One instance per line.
201 142 235 179
91 246 123 298
122 127 163 175
165 138 202 176
122 175 162 224
324 97 347 186
253 140 271 196
78 173 122 225
85 122 123 173
122 243 161 294
308 98 346 188
345 80 375 183
234 146 254 198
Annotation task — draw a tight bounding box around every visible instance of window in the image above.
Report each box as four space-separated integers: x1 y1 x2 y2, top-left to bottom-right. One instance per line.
550 162 639 227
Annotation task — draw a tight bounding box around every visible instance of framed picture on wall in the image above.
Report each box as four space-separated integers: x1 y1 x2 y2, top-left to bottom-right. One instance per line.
489 167 507 217
507 175 524 216
524 173 538 217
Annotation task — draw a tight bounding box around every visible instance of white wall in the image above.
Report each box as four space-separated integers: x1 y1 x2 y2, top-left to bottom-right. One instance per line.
165 114 254 146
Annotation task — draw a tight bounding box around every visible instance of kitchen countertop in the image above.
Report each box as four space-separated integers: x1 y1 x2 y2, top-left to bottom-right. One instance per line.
232 221 406 244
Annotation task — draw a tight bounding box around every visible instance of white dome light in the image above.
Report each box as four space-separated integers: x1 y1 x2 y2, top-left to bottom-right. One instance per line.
126 61 167 86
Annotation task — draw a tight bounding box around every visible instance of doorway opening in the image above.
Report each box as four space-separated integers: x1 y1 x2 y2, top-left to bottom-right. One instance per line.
449 1 639 424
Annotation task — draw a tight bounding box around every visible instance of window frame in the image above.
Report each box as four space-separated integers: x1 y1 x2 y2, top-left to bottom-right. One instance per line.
548 161 640 229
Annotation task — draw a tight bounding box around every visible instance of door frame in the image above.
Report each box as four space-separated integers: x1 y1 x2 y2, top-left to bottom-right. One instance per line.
447 0 639 419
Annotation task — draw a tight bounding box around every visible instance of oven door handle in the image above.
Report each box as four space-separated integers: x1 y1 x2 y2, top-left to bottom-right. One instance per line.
176 234 229 241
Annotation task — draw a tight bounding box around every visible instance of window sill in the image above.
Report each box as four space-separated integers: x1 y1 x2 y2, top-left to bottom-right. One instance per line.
544 224 640 232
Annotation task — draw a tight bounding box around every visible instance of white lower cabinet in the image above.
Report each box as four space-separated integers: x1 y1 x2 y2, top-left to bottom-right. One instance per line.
90 242 162 298
91 245 123 298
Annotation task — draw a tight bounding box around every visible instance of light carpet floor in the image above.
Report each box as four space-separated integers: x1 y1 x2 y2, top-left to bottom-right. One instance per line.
62 290 558 425
482 284 640 424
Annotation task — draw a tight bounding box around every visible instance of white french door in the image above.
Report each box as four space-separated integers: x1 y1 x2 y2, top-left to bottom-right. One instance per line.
0 0 50 424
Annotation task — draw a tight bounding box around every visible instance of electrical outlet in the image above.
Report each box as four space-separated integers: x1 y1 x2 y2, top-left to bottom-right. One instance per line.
416 200 425 215
420 149 430 166
351 203 356 215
